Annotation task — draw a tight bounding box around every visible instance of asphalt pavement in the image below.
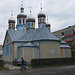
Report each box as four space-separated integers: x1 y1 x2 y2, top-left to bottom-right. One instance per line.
0 65 75 75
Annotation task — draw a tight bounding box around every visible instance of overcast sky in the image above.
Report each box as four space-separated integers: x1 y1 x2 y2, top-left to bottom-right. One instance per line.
0 0 75 45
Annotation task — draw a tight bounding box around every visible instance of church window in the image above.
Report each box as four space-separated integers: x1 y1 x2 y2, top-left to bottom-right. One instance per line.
23 19 24 24
43 19 44 22
28 23 30 28
19 48 21 56
6 47 9 56
31 23 33 28
12 24 13 27
40 18 41 22
38 18 40 23
19 19 21 24
10 46 12 55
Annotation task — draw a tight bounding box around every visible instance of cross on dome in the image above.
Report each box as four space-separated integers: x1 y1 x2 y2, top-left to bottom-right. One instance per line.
41 3 42 12
29 6 32 15
47 15 48 23
21 1 23 7
11 11 13 17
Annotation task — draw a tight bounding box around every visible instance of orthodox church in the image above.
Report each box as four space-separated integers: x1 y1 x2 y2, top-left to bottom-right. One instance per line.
3 4 71 63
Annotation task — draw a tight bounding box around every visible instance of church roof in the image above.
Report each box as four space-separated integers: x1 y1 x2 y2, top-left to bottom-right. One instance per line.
38 11 46 18
19 42 38 47
9 17 15 21
8 27 60 42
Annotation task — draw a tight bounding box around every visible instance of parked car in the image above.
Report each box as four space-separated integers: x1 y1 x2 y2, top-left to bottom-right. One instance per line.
12 58 27 66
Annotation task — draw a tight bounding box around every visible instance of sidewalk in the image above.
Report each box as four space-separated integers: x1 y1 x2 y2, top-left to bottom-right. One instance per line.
4 64 30 70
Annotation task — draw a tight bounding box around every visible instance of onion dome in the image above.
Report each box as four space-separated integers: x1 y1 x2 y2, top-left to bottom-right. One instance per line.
26 7 35 22
38 12 46 18
17 13 27 18
17 2 27 18
8 12 15 30
26 15 35 22
38 4 46 18
8 13 15 23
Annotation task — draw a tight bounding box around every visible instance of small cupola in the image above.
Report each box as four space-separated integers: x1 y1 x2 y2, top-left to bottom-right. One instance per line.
45 16 51 31
26 7 35 30
8 11 15 30
38 4 46 28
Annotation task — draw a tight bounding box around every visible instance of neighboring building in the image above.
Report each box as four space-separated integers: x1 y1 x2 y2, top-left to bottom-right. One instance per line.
53 25 75 57
0 45 3 58
2 4 71 63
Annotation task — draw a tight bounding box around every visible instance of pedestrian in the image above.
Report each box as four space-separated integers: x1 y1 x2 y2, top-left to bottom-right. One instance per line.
21 57 26 70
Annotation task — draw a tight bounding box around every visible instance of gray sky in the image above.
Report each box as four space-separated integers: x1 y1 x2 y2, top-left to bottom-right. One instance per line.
0 0 75 45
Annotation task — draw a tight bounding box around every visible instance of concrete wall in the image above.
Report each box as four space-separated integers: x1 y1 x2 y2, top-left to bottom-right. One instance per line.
40 41 61 58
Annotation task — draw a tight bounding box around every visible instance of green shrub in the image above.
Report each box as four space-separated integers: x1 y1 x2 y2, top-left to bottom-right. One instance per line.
0 60 5 69
31 58 75 67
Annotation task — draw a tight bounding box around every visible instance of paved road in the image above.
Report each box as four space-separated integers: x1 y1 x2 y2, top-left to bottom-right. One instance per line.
0 65 75 75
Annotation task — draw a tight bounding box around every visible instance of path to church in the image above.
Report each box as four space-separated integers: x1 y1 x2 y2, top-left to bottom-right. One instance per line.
0 65 75 75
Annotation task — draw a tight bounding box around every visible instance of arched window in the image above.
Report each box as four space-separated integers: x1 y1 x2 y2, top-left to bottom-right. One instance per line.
43 19 44 22
31 23 33 28
23 19 24 24
40 18 41 22
19 19 21 24
12 24 13 27
28 23 30 28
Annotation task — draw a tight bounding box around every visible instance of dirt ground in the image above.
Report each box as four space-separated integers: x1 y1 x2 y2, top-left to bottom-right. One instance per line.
0 65 75 75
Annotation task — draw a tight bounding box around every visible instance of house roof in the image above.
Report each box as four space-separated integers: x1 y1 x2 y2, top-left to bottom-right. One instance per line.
60 44 71 48
60 41 71 48
7 27 60 42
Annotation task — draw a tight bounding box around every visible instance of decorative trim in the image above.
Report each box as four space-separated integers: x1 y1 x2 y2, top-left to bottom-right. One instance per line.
50 49 55 54
19 46 38 48
63 48 65 57
38 42 40 58
23 48 24 59
32 48 34 59
15 43 17 59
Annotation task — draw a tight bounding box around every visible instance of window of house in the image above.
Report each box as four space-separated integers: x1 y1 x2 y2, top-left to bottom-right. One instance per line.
10 46 12 56
6 47 9 56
